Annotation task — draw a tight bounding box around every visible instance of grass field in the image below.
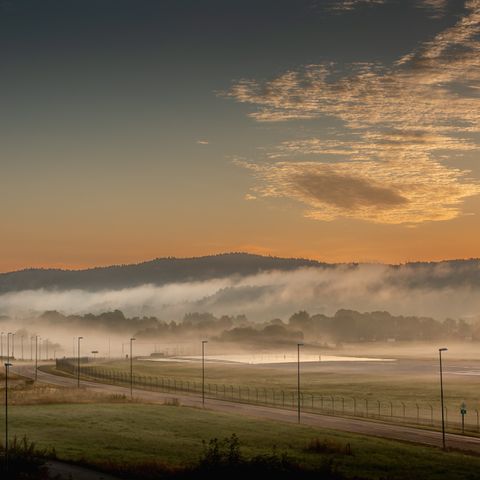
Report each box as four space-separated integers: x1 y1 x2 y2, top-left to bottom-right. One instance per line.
6 401 480 480
78 358 480 427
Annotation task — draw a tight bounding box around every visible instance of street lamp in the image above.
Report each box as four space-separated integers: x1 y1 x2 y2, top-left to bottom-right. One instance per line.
297 343 304 424
130 338 136 399
439 347 448 449
4 361 12 469
6 333 12 362
34 336 38 381
202 340 208 406
77 337 83 388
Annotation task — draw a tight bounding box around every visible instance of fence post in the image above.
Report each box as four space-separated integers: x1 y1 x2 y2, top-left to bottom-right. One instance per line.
416 403 420 424
377 400 381 417
429 404 433 426
282 390 285 408
401 402 406 421
476 409 479 432
353 397 357 416
390 401 393 418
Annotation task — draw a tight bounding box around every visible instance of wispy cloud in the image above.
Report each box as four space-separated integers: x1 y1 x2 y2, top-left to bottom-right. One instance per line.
237 159 479 224
331 0 448 17
225 0 480 225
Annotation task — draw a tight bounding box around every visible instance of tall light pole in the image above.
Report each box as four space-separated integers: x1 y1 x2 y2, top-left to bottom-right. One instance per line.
0 332 3 360
4 361 12 470
297 342 304 424
439 347 448 449
6 332 12 362
77 336 83 388
35 336 38 381
130 337 136 399
202 340 208 406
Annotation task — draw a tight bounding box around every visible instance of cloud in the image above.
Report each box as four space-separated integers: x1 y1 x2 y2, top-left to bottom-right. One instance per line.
225 0 480 224
237 159 479 224
330 0 448 17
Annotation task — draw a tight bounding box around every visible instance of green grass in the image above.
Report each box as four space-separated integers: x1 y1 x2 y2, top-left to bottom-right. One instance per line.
82 359 480 425
7 402 480 480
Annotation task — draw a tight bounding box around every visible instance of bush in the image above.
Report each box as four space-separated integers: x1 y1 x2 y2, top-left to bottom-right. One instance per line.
0 436 54 479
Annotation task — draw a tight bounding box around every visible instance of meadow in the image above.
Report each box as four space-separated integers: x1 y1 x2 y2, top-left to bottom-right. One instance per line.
6 400 480 480
67 356 480 431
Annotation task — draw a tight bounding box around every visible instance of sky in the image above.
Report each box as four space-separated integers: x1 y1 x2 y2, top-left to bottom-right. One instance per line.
1 0 480 272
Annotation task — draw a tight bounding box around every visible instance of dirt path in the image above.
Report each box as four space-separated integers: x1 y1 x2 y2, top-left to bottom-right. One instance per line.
14 364 480 454
46 460 121 480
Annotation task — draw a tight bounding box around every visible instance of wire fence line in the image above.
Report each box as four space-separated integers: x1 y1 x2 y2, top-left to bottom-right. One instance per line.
55 358 479 434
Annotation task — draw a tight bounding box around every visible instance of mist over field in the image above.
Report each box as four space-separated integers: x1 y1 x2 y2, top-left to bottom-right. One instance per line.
1 256 479 322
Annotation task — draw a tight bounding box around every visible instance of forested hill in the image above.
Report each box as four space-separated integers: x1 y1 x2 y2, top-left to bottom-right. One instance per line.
0 253 324 293
0 253 479 293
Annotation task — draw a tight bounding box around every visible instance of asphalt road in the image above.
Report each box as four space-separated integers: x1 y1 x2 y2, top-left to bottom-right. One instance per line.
14 363 480 455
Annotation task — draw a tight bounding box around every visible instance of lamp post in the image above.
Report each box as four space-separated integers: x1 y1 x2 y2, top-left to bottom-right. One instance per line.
297 343 304 424
439 347 448 449
77 336 83 388
4 361 12 470
6 333 12 362
130 338 136 399
35 336 38 381
202 340 208 406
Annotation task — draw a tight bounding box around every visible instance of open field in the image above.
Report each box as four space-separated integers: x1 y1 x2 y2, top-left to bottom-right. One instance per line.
6 402 480 480
70 355 480 430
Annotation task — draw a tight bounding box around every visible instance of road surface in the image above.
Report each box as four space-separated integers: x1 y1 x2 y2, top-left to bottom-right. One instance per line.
13 363 480 455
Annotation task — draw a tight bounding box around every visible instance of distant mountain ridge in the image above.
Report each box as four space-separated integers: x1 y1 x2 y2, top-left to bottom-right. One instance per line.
0 253 479 293
0 253 324 293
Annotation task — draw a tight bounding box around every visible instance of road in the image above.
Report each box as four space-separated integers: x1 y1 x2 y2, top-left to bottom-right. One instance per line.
13 363 480 455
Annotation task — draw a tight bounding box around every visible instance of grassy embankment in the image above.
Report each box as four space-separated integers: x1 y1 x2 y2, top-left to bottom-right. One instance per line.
2 375 480 480
5 401 480 480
